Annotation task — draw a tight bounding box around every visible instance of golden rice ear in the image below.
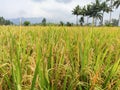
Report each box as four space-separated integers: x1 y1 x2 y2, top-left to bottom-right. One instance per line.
0 84 2 90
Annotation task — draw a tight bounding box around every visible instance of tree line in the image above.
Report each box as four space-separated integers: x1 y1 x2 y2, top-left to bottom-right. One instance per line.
0 17 13 25
23 18 74 26
72 0 120 26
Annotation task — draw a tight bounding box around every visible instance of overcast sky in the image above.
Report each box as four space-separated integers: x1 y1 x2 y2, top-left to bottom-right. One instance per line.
0 0 119 23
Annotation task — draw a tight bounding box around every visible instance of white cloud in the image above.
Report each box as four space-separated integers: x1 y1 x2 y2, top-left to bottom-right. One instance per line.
55 0 72 3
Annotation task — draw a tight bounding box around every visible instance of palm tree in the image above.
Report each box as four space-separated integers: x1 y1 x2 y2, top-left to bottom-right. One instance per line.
106 0 114 23
72 5 81 26
101 1 112 25
90 0 102 26
86 4 92 24
113 0 120 26
110 0 113 23
95 13 103 26
89 8 103 26
81 6 87 25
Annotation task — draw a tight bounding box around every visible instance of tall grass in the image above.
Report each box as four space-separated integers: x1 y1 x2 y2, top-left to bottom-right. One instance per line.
0 26 120 90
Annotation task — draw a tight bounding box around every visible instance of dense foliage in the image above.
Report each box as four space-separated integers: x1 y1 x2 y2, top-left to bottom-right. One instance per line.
23 21 31 26
0 17 13 25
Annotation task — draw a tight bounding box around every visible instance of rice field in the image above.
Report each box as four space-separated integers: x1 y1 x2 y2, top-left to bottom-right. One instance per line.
0 26 120 90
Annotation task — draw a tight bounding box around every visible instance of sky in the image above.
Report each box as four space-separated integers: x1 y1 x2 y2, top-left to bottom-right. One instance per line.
0 0 120 23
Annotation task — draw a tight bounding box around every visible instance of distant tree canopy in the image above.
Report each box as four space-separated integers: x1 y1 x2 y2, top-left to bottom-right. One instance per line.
0 17 13 25
41 18 46 26
105 19 119 26
59 21 64 26
23 21 31 26
66 22 73 26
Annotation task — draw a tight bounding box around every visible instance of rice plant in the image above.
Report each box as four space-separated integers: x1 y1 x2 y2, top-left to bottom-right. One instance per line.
0 26 120 90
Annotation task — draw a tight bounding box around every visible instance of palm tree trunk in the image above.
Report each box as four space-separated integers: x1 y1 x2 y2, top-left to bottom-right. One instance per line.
110 12 112 23
76 15 78 26
92 17 95 26
118 13 120 26
95 18 97 26
83 15 84 25
110 0 113 24
102 12 104 26
87 16 89 25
